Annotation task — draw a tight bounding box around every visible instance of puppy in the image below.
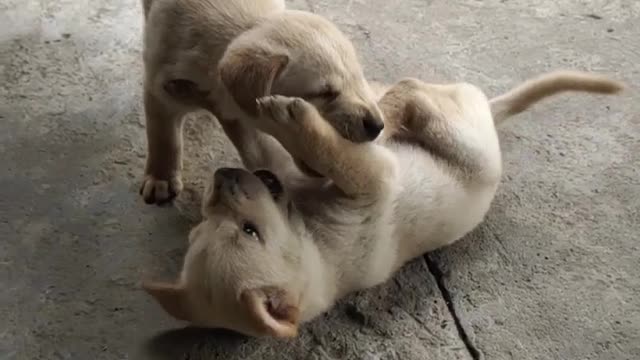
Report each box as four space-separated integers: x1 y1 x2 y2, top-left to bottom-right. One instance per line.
140 0 384 204
143 71 623 337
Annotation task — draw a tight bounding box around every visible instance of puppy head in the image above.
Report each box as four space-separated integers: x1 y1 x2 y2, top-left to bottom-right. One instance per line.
144 168 304 338
219 11 384 142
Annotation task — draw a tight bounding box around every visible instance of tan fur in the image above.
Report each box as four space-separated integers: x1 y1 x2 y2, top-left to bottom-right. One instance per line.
219 49 289 117
139 0 384 204
144 71 623 337
490 70 624 124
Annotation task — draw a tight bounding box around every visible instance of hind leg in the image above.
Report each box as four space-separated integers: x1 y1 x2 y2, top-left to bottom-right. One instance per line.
380 79 501 183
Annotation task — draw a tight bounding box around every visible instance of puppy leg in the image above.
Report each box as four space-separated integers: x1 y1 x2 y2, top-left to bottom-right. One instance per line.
382 79 501 184
256 96 396 199
140 89 188 204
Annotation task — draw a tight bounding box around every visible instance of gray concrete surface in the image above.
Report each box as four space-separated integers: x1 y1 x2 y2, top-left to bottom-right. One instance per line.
1 0 638 359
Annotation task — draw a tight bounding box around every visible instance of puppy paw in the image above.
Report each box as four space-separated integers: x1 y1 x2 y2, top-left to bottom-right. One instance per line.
139 174 183 205
256 96 314 125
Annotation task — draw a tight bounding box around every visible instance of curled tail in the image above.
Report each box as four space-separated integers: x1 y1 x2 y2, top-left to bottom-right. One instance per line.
489 71 624 125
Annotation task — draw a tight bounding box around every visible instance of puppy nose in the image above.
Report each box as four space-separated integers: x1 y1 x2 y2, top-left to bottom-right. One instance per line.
362 113 384 140
215 167 241 182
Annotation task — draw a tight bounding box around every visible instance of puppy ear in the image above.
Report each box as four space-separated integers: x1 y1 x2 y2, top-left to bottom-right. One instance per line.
219 47 289 117
241 287 300 338
143 281 192 322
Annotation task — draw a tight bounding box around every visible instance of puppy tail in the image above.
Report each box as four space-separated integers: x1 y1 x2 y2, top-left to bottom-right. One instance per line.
489 71 624 125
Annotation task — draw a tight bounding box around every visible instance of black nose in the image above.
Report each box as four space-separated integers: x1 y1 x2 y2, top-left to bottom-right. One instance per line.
362 113 384 140
214 167 242 183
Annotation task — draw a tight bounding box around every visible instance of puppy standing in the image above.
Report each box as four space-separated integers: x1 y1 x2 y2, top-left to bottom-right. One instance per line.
143 71 623 337
140 0 385 204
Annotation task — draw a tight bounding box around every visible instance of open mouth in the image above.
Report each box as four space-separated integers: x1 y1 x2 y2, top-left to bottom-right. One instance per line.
253 170 283 199
213 168 283 201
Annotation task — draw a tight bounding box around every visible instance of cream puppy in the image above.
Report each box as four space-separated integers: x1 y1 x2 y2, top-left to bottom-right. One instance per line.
140 0 385 204
143 71 623 337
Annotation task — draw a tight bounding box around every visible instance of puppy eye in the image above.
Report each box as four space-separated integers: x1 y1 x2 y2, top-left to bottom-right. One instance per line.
305 86 340 102
242 222 260 240
318 87 340 101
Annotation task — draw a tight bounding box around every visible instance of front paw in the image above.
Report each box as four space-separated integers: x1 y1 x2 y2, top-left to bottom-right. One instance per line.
139 174 183 205
256 96 314 127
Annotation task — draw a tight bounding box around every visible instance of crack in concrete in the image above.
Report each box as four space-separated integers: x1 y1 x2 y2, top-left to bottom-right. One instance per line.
424 255 482 360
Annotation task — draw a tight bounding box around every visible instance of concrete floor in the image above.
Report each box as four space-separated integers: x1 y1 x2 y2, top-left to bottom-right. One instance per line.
1 0 638 359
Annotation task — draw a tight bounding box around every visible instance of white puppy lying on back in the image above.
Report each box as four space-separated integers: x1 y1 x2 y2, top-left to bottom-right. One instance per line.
143 71 623 338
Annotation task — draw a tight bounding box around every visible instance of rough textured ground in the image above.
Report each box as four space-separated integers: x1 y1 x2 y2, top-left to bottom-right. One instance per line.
1 0 638 359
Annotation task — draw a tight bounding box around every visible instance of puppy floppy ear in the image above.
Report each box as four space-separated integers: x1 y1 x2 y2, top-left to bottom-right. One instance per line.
241 286 300 338
143 281 192 322
218 47 289 117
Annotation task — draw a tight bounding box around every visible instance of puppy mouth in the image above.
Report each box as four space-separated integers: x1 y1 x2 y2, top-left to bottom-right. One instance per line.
253 170 283 200
213 168 284 202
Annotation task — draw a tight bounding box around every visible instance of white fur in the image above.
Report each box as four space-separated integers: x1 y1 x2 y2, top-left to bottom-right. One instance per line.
144 71 623 337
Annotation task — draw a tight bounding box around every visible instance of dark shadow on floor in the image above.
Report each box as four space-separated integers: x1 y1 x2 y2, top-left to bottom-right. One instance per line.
143 326 247 359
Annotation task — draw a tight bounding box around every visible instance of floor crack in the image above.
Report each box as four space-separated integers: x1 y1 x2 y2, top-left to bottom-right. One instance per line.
424 254 482 360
